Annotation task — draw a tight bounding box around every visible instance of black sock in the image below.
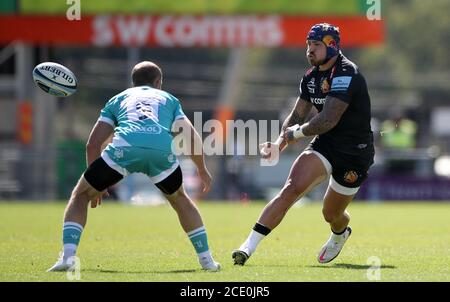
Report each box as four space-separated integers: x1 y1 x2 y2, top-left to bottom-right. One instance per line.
332 227 347 235
253 222 271 236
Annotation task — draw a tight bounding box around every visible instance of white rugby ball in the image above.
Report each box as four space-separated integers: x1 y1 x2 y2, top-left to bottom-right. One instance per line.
32 62 77 97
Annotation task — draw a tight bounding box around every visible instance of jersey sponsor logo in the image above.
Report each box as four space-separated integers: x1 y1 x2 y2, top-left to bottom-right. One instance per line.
307 78 315 93
343 171 358 184
357 143 368 149
331 76 352 91
311 97 326 105
126 124 162 134
321 77 330 93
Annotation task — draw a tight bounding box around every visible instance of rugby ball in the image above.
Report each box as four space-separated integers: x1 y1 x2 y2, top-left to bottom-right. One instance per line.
32 62 77 97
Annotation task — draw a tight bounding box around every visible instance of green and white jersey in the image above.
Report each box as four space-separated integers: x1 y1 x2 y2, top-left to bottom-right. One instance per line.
98 86 186 152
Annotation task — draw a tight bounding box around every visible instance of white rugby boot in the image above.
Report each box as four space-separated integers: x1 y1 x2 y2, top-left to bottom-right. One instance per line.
199 255 221 272
47 253 76 272
317 226 352 263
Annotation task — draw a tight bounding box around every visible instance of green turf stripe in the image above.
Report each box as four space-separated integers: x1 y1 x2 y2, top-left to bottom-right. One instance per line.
19 0 365 15
2 202 449 281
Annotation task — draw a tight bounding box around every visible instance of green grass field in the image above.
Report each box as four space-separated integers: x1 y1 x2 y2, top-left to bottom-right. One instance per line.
0 201 449 282
20 0 366 15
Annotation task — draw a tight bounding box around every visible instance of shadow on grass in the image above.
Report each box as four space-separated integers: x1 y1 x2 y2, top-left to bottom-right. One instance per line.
307 263 396 270
83 268 197 274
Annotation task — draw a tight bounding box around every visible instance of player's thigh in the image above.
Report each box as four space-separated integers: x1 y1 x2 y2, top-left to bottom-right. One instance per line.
282 151 329 196
141 149 183 195
322 187 354 216
119 146 183 197
155 165 183 197
322 167 368 215
71 175 100 201
82 156 124 200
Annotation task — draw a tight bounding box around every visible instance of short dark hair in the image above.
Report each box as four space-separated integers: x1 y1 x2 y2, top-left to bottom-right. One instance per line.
131 61 162 87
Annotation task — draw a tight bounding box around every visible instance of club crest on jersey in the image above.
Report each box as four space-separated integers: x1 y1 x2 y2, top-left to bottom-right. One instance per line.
343 171 358 184
114 149 124 159
307 78 315 93
167 154 175 163
321 78 330 93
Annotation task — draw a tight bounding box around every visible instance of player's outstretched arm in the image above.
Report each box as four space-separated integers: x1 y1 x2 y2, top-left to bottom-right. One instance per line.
172 117 212 193
86 121 114 166
85 120 115 207
260 97 312 159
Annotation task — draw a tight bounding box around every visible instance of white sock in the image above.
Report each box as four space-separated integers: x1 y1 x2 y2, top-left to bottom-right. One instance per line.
198 250 214 264
239 230 267 256
62 243 77 261
331 227 348 242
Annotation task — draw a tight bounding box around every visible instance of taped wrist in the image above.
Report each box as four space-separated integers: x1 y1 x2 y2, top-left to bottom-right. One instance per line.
293 124 306 139
287 124 305 140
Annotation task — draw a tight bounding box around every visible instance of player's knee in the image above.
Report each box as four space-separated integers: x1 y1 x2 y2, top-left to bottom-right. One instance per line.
268 184 306 213
167 189 194 209
322 208 339 223
165 186 183 202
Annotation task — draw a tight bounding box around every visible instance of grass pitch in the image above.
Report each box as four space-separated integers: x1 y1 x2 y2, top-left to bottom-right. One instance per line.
0 201 449 282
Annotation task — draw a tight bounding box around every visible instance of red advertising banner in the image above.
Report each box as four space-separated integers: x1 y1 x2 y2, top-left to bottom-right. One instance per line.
0 15 384 47
17 101 32 145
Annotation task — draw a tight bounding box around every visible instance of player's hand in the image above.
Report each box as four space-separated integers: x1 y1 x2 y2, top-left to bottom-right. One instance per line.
198 168 212 193
90 190 109 208
259 141 285 163
259 142 278 159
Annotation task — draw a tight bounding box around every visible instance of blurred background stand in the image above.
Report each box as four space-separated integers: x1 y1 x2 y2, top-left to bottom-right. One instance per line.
1 0 450 203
